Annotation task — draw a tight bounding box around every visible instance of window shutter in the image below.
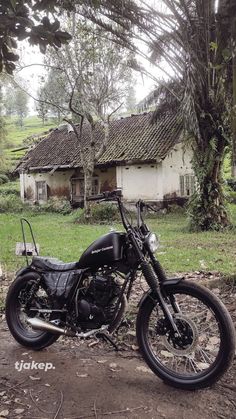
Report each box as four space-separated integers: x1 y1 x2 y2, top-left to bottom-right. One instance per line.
180 175 185 196
185 174 190 195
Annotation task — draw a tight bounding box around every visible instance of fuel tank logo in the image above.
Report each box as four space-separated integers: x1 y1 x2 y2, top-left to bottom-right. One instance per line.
91 246 113 255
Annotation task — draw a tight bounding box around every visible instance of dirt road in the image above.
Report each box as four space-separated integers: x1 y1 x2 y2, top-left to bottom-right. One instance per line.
0 317 236 419
1 273 236 419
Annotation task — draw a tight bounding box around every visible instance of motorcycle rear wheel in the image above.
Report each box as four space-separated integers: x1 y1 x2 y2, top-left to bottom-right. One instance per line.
6 273 60 350
136 281 235 390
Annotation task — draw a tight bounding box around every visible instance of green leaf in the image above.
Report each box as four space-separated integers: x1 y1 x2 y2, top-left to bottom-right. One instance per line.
210 42 218 51
222 48 231 61
10 0 16 10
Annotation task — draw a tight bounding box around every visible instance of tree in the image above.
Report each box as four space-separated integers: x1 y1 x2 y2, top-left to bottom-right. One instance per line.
126 79 136 113
39 69 68 123
230 0 236 176
0 0 73 74
75 0 235 231
0 82 7 173
3 87 15 116
40 17 130 215
36 87 49 125
15 88 28 128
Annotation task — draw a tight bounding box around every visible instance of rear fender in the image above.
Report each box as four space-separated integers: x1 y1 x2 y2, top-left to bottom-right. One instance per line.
137 277 183 307
16 267 41 282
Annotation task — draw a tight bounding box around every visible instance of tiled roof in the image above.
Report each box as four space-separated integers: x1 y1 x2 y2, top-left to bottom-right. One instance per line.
16 112 182 171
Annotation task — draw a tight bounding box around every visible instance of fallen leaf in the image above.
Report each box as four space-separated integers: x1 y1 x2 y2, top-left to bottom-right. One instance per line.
160 350 174 358
136 365 153 374
109 363 117 369
131 345 139 351
0 411 9 417
29 376 41 381
97 360 107 364
76 373 88 378
127 331 136 337
209 336 220 345
196 362 209 369
14 409 24 414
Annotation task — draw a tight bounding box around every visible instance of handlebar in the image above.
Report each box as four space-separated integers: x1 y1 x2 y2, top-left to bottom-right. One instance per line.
86 191 156 231
136 200 158 213
86 189 123 202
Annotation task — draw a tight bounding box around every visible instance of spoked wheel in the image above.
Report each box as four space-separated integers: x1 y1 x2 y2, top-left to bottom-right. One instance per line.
6 273 60 350
136 281 235 390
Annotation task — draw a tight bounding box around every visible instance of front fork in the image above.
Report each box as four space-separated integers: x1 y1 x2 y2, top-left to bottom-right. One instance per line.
140 260 181 335
128 230 182 335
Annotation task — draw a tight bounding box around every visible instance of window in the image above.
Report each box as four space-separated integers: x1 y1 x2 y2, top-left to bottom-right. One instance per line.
36 181 47 202
180 174 195 196
71 176 99 198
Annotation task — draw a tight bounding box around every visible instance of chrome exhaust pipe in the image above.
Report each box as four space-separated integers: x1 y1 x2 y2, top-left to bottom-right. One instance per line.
26 317 75 337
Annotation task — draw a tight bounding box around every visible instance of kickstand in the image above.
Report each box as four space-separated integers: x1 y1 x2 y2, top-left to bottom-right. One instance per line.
97 332 119 351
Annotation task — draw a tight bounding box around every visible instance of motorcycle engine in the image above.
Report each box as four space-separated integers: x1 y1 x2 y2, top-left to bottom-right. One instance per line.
76 273 121 330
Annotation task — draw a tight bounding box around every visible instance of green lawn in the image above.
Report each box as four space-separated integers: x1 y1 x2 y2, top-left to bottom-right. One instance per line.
1 207 236 277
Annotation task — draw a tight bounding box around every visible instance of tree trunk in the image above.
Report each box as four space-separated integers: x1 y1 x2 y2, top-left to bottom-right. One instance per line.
232 51 236 176
189 138 230 231
83 166 94 219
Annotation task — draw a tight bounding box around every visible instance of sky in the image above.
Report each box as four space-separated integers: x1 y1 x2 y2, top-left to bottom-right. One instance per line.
16 43 159 115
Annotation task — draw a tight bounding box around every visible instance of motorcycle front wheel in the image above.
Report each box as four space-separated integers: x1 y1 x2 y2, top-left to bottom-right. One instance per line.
136 281 235 390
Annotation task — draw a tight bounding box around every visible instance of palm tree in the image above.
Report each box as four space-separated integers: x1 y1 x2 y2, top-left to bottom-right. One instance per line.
78 0 234 230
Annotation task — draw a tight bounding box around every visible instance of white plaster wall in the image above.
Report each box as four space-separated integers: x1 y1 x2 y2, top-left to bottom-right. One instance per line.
21 170 75 202
116 164 163 201
162 142 193 197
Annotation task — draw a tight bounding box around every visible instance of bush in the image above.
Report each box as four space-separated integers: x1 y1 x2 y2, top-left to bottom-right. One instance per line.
41 197 72 215
0 194 25 213
226 190 236 204
76 202 120 224
226 178 236 192
0 181 20 196
0 174 9 185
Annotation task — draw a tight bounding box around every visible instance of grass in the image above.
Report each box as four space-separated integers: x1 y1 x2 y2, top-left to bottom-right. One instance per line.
5 116 57 148
3 116 57 171
1 206 236 277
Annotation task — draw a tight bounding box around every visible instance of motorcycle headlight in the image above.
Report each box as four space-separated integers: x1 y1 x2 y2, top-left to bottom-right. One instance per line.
146 232 159 253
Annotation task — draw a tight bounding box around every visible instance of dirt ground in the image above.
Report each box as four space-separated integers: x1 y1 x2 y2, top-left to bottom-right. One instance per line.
0 272 236 419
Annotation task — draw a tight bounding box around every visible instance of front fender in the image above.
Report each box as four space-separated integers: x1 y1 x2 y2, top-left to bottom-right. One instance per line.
137 277 183 307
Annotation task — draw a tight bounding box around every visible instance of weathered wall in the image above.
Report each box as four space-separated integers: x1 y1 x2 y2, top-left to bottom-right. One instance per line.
20 170 75 202
116 143 193 202
20 167 117 203
162 142 193 198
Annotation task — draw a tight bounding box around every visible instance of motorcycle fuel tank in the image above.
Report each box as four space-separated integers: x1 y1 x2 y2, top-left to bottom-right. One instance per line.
79 232 126 269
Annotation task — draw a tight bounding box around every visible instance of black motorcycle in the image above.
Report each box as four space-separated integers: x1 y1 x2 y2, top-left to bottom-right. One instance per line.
5 190 235 390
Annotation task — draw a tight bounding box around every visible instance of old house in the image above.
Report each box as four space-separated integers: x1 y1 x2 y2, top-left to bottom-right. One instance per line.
15 112 194 206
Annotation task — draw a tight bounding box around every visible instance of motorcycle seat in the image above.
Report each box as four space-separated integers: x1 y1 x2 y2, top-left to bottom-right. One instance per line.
31 256 80 272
